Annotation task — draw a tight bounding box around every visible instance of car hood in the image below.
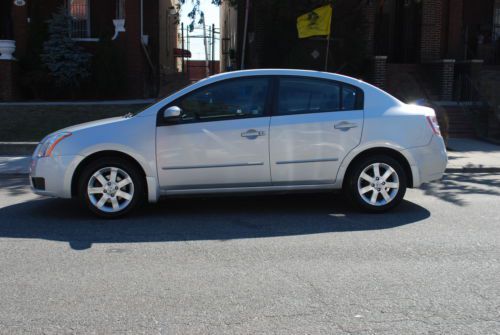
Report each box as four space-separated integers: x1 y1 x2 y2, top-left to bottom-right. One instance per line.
57 116 128 134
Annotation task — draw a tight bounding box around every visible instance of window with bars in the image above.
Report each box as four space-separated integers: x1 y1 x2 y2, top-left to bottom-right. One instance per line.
68 0 90 39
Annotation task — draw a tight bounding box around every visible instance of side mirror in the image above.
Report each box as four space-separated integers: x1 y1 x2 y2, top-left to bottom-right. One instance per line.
163 106 182 121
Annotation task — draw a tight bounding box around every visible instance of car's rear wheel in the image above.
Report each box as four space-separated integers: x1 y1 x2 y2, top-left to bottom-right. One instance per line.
78 158 145 218
346 155 407 212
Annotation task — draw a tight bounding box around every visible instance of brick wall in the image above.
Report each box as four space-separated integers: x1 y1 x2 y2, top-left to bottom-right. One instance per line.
0 60 18 101
420 0 443 62
124 0 147 98
439 59 455 101
362 2 377 58
445 0 464 59
144 0 160 69
90 0 115 38
187 60 220 82
371 56 388 89
426 59 455 101
10 3 28 58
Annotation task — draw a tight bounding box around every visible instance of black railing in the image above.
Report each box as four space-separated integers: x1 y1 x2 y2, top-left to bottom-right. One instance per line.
453 72 495 138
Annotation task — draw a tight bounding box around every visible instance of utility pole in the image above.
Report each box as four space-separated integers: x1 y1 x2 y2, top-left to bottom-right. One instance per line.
203 18 210 78
181 22 185 75
186 24 190 80
211 23 215 75
324 3 333 71
240 0 250 69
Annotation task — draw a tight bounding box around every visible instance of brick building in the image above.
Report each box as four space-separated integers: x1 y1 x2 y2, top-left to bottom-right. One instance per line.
364 0 499 97
220 0 500 137
0 0 179 100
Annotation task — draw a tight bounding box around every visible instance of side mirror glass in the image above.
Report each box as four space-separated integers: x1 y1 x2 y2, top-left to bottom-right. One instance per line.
163 106 182 120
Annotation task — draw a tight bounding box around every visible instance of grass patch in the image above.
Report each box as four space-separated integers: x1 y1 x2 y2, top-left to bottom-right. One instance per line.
0 104 149 142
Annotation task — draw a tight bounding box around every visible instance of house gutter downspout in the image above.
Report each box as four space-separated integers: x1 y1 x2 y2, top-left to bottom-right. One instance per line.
140 0 144 42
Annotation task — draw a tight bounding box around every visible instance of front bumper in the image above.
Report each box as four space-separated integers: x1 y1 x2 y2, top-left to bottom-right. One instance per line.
30 155 84 198
403 135 448 187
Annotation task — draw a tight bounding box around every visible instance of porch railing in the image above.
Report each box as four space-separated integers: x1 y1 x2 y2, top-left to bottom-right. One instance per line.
454 72 498 139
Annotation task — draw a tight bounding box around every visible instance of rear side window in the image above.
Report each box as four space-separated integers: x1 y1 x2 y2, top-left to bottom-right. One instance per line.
276 77 363 116
342 85 357 110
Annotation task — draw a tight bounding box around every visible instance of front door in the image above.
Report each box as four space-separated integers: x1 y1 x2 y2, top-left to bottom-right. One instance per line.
270 76 363 185
156 77 272 190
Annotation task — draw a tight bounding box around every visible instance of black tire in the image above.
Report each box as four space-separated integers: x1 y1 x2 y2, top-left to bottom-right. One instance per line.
78 157 145 218
345 154 407 213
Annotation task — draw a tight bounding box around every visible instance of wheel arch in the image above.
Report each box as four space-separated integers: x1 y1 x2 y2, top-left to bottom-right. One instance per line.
341 147 414 189
71 150 149 198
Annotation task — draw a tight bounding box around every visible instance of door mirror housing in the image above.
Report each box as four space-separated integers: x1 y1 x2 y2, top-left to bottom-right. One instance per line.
163 106 182 121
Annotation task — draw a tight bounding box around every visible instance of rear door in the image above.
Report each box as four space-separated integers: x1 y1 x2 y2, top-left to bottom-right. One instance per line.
269 76 364 185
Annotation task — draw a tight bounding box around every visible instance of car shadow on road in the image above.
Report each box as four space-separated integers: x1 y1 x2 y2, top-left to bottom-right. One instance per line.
0 193 430 250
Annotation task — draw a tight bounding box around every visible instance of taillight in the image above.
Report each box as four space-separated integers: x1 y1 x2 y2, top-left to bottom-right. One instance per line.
426 116 441 136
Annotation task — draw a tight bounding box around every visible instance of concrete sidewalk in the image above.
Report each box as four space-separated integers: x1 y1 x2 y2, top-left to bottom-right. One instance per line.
1 138 499 176
446 138 500 172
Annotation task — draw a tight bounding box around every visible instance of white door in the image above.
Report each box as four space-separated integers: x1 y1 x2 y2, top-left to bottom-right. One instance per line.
156 77 272 190
270 77 364 185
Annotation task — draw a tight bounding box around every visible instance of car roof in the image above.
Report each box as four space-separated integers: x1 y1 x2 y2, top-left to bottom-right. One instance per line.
203 69 366 87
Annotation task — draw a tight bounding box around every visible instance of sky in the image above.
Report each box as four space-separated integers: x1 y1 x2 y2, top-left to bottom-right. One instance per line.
180 0 220 61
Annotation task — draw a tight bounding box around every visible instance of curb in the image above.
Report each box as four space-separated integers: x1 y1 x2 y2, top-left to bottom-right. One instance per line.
0 142 37 156
0 173 29 178
445 167 500 173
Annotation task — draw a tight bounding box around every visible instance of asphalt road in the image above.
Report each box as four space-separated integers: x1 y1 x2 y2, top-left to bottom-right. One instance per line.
0 173 499 334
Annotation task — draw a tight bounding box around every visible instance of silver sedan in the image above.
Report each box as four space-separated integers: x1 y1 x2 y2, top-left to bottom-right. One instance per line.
30 69 447 218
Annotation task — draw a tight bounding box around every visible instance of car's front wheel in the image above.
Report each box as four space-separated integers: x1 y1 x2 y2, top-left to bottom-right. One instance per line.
78 158 145 218
346 155 407 212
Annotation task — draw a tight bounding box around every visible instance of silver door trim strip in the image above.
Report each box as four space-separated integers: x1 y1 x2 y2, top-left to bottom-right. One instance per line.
275 158 339 165
162 162 264 170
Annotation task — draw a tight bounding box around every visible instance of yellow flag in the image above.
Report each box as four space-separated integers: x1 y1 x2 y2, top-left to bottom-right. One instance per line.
297 4 332 39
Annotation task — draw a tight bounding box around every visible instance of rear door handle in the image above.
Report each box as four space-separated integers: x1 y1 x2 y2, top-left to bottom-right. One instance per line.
334 121 358 130
241 129 265 138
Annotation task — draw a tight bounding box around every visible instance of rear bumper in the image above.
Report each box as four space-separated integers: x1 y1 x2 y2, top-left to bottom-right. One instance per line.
29 155 84 198
403 135 448 187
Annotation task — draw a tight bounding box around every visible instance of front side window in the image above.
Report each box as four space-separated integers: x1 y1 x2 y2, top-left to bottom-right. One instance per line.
68 0 90 38
176 78 270 122
277 77 362 116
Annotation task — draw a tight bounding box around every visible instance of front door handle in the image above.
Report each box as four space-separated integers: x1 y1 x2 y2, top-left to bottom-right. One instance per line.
241 129 265 138
334 121 358 131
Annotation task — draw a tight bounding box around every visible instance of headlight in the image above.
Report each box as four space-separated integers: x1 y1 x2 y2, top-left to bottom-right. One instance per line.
37 132 72 158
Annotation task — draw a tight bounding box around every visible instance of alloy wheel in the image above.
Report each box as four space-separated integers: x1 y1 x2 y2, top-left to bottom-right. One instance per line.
357 162 400 207
87 167 135 213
